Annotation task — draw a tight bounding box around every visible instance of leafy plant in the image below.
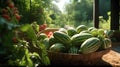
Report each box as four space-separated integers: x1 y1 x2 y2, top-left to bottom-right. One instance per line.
0 16 50 67
0 18 50 66
0 0 50 66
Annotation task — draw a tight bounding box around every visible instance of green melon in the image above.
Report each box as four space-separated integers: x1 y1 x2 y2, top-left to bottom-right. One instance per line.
59 28 68 34
38 33 47 41
88 27 96 31
76 25 87 33
79 30 90 34
68 46 79 54
71 33 93 46
90 28 98 37
67 27 77 37
49 36 59 46
53 31 71 45
100 38 112 50
104 30 114 38
79 37 101 54
49 43 66 53
43 38 50 50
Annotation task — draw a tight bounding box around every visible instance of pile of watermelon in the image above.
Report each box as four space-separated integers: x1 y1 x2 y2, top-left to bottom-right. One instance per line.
39 25 113 54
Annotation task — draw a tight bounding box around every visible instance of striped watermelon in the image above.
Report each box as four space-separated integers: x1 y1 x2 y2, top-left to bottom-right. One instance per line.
79 37 101 54
71 33 93 46
76 25 87 33
53 31 71 46
67 27 77 37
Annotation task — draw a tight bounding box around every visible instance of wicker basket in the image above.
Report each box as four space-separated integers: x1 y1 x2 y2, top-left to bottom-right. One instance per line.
48 48 111 66
38 28 111 66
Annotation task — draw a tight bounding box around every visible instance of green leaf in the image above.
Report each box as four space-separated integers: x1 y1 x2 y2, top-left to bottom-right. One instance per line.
32 52 41 60
27 57 33 67
25 49 33 67
34 41 50 66
19 56 26 66
20 24 37 41
31 22 39 33
41 55 50 65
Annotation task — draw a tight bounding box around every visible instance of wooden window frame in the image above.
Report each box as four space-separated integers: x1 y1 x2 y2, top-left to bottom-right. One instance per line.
93 0 119 30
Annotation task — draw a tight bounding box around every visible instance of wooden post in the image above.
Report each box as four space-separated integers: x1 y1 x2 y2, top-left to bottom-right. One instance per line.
111 0 119 30
93 0 99 28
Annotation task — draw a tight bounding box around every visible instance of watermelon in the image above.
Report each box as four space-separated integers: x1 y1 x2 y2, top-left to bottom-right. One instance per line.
49 43 66 53
79 30 90 34
100 38 112 50
59 28 68 34
76 25 87 33
79 37 101 54
67 27 77 37
68 46 79 54
71 33 93 46
53 31 71 45
49 36 59 46
88 27 96 31
43 38 50 50
37 33 47 41
104 30 114 38
90 28 98 37
104 38 112 49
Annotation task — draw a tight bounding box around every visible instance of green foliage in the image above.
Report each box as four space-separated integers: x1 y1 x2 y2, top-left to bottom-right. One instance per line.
17 24 50 66
43 0 94 28
65 0 93 26
99 12 111 29
12 0 52 24
9 0 95 28
20 24 37 41
0 17 50 66
51 0 110 29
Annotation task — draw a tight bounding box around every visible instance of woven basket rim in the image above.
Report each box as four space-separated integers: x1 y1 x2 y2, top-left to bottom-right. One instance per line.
37 28 59 36
48 47 111 56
